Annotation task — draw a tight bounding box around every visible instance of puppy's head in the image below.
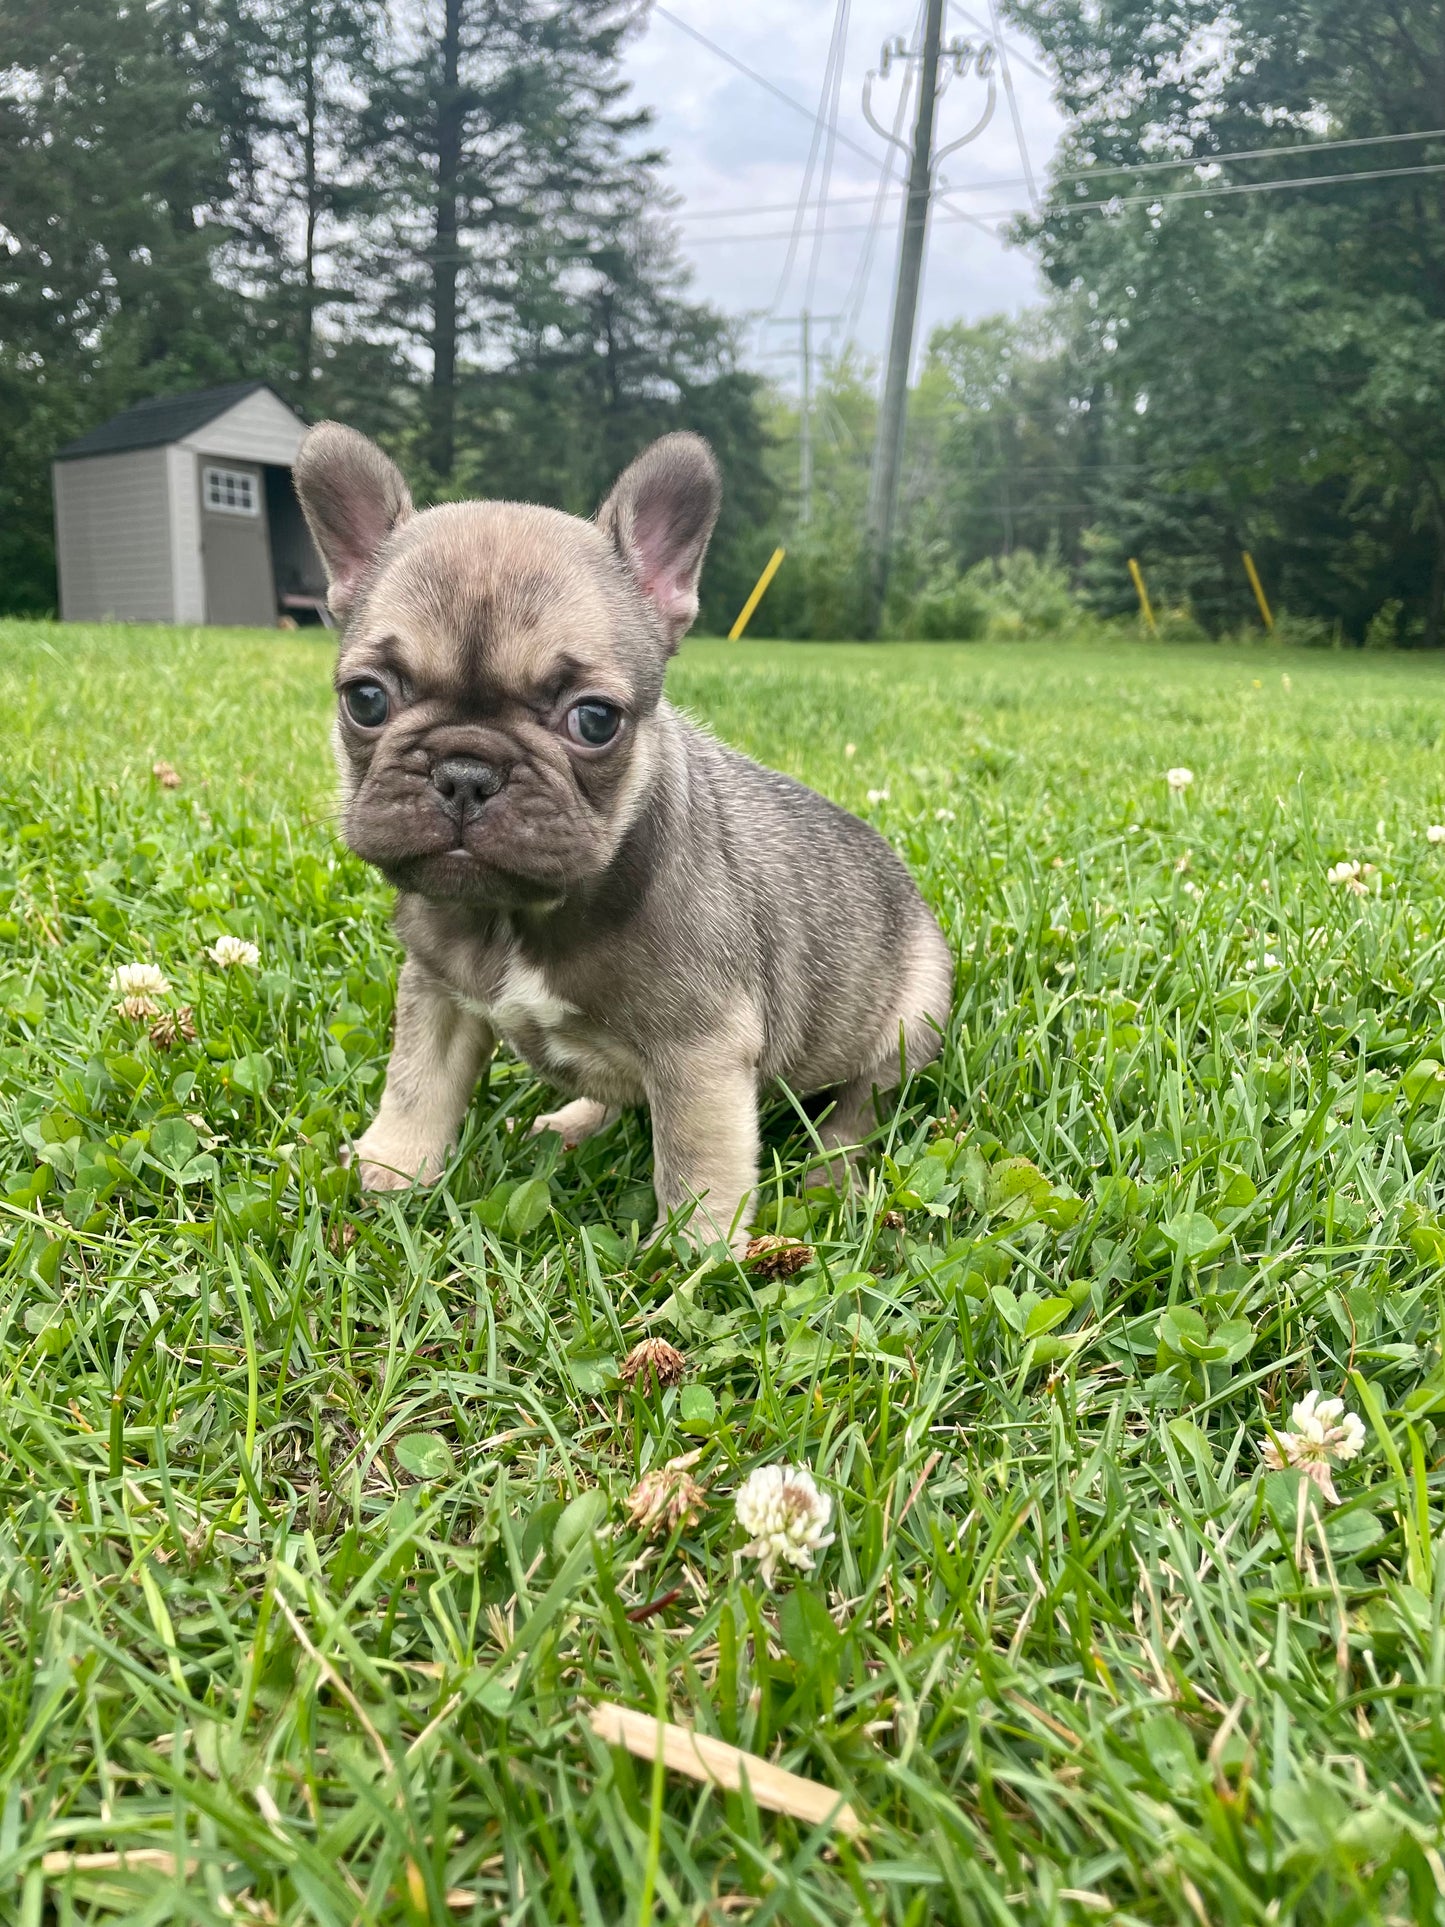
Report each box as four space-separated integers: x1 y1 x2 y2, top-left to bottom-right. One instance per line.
294 425 720 908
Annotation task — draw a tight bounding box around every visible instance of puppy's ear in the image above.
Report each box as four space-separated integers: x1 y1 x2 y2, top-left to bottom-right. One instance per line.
293 422 413 617
597 433 721 650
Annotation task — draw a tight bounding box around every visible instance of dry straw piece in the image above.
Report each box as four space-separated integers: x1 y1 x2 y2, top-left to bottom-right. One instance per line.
587 1700 860 1835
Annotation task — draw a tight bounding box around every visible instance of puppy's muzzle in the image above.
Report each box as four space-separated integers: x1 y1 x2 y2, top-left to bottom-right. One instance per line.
430 755 506 827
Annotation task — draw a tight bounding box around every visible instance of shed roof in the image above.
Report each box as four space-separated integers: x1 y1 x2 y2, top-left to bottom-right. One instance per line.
55 381 303 462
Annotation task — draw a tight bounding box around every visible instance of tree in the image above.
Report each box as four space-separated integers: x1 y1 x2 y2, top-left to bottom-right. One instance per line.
0 0 257 609
219 0 388 400
354 0 656 484
1007 0 1445 640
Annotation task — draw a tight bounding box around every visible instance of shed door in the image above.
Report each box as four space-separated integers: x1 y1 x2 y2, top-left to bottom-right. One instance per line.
200 462 275 626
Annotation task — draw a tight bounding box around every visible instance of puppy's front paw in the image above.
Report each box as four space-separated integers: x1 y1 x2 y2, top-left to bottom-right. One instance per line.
531 1097 618 1150
349 1125 447 1192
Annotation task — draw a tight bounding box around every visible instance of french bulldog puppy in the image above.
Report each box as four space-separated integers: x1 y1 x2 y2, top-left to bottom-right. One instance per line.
293 424 952 1250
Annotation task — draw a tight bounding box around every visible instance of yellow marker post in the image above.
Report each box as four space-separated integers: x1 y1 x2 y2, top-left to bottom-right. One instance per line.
1127 556 1158 636
728 547 786 640
1242 550 1274 631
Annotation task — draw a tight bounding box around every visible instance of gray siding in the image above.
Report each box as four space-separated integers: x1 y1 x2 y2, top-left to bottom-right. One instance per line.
53 449 174 622
181 389 305 466
167 446 205 623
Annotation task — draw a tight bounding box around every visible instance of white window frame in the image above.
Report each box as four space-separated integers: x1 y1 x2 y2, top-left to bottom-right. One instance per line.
203 464 259 517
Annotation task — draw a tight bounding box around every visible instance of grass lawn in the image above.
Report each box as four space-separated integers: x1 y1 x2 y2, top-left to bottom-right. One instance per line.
5 620 1445 1924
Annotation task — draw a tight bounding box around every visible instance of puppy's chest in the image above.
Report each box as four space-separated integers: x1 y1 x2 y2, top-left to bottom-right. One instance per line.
455 949 644 1099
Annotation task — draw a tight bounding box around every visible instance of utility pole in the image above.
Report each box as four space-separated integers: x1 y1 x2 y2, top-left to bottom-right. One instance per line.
758 310 841 530
861 11 996 635
799 308 813 527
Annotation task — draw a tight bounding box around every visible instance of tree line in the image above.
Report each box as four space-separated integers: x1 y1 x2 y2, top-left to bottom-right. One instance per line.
0 0 775 629
3 0 1442 645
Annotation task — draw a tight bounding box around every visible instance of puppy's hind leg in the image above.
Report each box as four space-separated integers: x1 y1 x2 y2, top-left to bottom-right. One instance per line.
809 922 952 1190
647 1011 762 1255
531 1096 619 1149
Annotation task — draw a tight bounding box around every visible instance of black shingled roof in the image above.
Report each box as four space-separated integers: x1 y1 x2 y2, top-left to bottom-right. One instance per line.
54 380 301 461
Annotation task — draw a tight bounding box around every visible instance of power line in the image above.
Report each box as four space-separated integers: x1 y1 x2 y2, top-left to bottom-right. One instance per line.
987 0 1037 211
651 5 997 240
650 5 881 172
668 125 1445 224
802 0 852 316
768 0 851 315
676 157 1445 245
842 7 921 341
948 2 1049 79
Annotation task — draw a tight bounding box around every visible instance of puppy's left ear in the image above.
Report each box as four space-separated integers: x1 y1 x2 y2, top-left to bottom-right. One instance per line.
597 432 721 650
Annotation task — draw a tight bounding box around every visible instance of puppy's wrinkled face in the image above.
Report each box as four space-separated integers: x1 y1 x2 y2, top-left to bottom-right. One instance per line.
293 427 721 909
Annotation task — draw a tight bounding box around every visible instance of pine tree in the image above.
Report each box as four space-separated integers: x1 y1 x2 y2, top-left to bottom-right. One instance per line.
353 0 656 483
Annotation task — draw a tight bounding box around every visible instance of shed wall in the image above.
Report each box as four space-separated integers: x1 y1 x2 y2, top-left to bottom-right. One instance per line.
180 389 305 466
167 446 205 623
53 449 174 622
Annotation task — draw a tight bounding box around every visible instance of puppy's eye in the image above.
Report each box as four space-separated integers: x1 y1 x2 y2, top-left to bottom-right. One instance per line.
343 681 389 728
567 700 622 747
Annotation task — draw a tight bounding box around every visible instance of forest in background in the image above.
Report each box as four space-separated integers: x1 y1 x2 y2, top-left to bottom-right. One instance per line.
3 0 1443 644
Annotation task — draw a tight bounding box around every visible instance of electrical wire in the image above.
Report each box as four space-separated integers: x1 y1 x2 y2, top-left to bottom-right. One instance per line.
652 4 997 242
801 0 852 316
651 5 881 172
768 0 850 315
842 58 915 338
947 2 1049 80
986 0 1037 211
667 125 1445 223
676 157 1445 245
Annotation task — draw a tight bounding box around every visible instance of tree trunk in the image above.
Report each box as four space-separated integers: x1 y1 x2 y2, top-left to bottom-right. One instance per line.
428 0 464 480
299 0 318 394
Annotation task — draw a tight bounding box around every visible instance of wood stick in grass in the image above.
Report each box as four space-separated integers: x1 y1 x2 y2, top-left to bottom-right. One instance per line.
588 1700 861 1835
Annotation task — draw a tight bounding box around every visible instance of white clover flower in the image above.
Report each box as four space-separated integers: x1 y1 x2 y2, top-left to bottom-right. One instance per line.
934 807 956 823
109 962 171 1000
844 742 856 759
1427 825 1445 845
208 935 260 969
1165 767 1194 792
735 1463 834 1586
1260 1389 1366 1505
866 788 890 805
1326 860 1376 896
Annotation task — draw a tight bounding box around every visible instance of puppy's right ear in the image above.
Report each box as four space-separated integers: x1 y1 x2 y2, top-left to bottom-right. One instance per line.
293 423 413 618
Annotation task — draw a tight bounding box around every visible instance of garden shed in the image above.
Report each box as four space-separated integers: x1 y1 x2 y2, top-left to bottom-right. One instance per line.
52 380 327 627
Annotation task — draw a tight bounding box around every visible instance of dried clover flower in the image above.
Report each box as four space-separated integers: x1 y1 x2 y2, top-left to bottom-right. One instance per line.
744 1235 814 1278
626 1450 707 1539
148 1006 197 1049
619 1337 687 1393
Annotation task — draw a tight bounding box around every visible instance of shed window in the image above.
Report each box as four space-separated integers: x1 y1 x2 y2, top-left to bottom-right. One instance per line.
203 466 258 516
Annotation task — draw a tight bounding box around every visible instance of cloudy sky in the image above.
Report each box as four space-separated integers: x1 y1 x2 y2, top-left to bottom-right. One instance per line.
620 0 1066 385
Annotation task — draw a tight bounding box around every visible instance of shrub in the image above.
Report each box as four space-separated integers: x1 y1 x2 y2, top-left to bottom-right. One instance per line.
906 570 989 641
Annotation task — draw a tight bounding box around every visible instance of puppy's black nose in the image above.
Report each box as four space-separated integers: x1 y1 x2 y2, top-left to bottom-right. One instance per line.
430 755 505 823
